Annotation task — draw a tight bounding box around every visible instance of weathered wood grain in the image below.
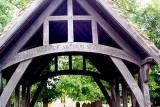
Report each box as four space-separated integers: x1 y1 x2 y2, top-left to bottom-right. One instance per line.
142 64 151 107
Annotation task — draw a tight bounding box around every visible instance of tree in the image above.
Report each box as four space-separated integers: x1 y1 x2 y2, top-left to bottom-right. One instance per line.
113 0 160 105
0 0 30 32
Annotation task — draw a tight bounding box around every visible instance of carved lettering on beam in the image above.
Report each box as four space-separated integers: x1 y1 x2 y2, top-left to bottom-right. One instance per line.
1 43 139 70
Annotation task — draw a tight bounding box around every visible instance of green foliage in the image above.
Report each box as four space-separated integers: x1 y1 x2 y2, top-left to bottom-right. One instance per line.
72 56 83 70
9 0 30 9
56 75 104 102
112 0 141 25
0 0 30 32
58 56 69 70
149 65 160 101
138 0 160 48
113 0 160 104
39 78 62 103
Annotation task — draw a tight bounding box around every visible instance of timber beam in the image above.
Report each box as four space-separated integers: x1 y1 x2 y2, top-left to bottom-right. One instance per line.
1 43 139 70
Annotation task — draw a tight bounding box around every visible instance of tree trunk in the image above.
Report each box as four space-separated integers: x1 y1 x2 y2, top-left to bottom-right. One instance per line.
43 100 49 107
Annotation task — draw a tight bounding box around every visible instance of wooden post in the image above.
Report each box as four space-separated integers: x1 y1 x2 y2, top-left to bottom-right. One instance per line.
115 80 120 107
92 19 98 44
139 57 153 107
131 74 137 107
14 84 20 107
22 85 27 107
131 92 137 107
69 55 72 71
26 85 31 107
6 79 11 107
0 72 2 95
122 80 128 107
110 82 116 107
83 56 86 71
55 56 58 72
111 56 145 107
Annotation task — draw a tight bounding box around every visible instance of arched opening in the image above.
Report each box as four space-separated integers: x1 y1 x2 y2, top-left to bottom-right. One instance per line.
0 0 159 107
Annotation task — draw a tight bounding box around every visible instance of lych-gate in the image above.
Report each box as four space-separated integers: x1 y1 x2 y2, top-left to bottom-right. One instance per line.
0 0 160 107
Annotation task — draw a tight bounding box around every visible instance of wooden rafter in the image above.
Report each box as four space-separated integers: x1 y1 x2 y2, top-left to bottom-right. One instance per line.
96 0 160 64
0 0 64 71
77 0 141 63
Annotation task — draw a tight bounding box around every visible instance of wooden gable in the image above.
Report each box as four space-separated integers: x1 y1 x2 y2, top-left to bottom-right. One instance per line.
0 0 159 107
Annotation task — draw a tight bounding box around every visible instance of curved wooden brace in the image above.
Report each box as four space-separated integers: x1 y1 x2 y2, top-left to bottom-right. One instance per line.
110 56 145 107
93 78 112 107
0 59 32 107
1 43 139 70
33 70 106 84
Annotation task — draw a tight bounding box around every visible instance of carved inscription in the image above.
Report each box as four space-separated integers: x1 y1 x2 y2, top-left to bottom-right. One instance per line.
2 43 139 70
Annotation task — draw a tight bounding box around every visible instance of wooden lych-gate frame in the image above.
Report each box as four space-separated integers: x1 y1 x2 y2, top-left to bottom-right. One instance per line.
0 0 160 107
